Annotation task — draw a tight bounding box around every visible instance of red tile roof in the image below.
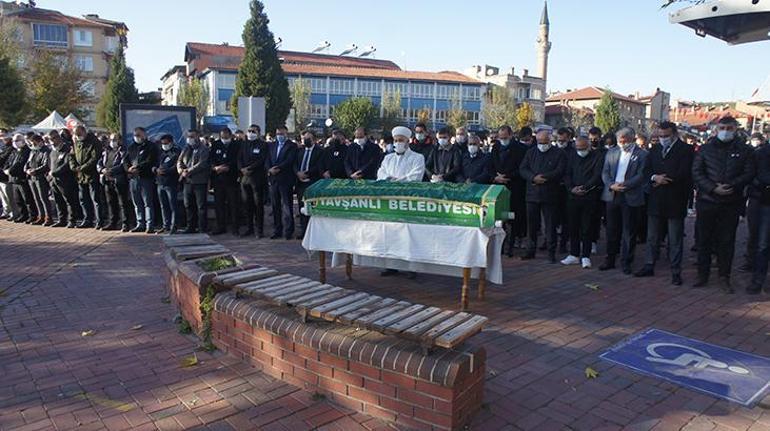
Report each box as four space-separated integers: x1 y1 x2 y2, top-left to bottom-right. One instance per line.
10 7 113 29
279 64 480 84
185 42 401 74
670 107 751 127
547 86 644 105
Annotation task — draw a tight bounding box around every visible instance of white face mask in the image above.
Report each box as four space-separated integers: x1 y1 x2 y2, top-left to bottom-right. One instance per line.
751 139 763 148
499 139 510 147
537 143 551 153
354 138 366 146
415 133 425 141
221 138 231 145
13 140 25 149
455 135 467 144
109 140 119 149
133 136 144 144
577 149 589 158
557 141 568 149
438 138 449 147
394 142 407 154
717 130 735 142
468 145 479 155
246 132 258 141
162 143 173 151
659 137 673 147
186 137 197 146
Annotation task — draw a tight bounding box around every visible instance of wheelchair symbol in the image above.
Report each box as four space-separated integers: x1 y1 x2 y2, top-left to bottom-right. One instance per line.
646 343 750 375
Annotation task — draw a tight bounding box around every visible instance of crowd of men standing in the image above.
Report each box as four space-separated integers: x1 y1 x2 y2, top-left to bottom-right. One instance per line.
0 118 768 294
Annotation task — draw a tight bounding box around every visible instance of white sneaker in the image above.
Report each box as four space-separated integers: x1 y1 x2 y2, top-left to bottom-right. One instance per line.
591 242 598 254
561 255 580 265
582 258 592 269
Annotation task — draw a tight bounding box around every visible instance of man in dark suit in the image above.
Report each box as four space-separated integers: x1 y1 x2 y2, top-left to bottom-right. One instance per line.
459 135 491 184
97 133 131 232
209 128 240 236
266 125 298 240
692 116 755 292
70 126 105 229
295 130 324 238
177 130 210 234
635 121 694 285
425 127 463 183
124 127 158 233
599 127 649 274
491 125 528 256
47 131 81 228
345 127 381 180
237 125 268 238
519 129 567 263
322 137 348 179
5 134 36 223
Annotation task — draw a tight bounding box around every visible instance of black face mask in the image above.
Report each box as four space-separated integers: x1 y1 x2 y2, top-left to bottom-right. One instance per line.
303 139 313 147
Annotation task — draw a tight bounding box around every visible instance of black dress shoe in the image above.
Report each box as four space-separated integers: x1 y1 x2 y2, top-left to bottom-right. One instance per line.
746 284 762 295
130 225 145 233
634 266 655 277
548 254 557 264
155 228 167 235
51 221 67 228
738 262 754 272
270 234 281 239
145 227 156 234
719 277 734 294
102 224 118 231
672 274 683 286
66 223 77 229
210 229 226 236
520 252 535 261
693 277 709 288
598 260 615 271
240 230 254 238
622 267 632 275
181 228 197 234
256 231 264 239
77 222 94 229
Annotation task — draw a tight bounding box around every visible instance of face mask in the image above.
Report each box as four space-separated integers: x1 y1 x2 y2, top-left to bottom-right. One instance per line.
354 138 366 146
557 141 568 149
221 138 231 145
438 138 449 147
303 139 313 147
386 143 393 153
109 140 119 149
717 130 735 142
276 135 286 144
415 133 425 141
246 132 258 141
659 137 673 147
394 142 407 154
455 135 467 144
752 139 763 148
134 136 145 144
577 149 590 158
499 139 510 147
468 145 479 155
537 143 551 153
186 137 198 147
12 140 23 149
162 143 173 151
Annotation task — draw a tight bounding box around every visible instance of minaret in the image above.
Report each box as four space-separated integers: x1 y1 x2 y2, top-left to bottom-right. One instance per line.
536 1 551 85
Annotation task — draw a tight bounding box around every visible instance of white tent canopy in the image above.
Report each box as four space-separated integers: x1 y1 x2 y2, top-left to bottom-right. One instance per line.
31 111 67 131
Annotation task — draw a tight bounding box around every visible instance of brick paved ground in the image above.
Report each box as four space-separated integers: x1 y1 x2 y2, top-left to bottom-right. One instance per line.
4 213 770 430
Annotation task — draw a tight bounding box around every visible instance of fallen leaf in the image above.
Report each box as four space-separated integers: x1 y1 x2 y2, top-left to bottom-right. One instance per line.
585 283 600 291
81 330 95 337
161 296 171 304
585 367 599 379
0 288 7 297
131 324 143 331
180 353 198 368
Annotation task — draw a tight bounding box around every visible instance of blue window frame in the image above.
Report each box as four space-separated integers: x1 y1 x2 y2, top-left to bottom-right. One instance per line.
32 23 68 48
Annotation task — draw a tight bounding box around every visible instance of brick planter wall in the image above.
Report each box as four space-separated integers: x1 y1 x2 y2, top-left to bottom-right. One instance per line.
212 292 485 431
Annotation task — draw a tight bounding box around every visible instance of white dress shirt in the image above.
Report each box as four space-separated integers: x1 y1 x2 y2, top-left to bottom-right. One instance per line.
614 148 633 184
377 149 425 182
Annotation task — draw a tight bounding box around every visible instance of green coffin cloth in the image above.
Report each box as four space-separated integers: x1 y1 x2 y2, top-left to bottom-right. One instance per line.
303 179 511 228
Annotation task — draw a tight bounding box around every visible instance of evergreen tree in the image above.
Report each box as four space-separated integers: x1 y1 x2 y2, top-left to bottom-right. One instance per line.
233 0 290 134
97 44 139 132
595 89 621 134
0 56 26 127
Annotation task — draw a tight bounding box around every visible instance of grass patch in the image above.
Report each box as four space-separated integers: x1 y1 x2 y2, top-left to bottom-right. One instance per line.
177 318 192 334
311 392 326 401
198 256 237 272
198 285 217 352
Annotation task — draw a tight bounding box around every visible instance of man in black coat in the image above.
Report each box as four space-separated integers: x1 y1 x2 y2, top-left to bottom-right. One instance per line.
266 125 298 240
124 127 158 233
491 125 528 256
69 126 105 229
554 127 575 253
209 128 240 236
409 122 434 160
692 116 755 292
635 122 694 285
740 132 768 271
345 127 381 180
155 134 181 234
459 135 491 184
0 136 14 220
295 130 324 238
750 141 770 294
237 125 268 238
97 134 131 232
322 137 348 179
561 136 603 269
5 134 36 223
425 127 463 183
25 135 53 225
519 129 567 263
47 131 81 228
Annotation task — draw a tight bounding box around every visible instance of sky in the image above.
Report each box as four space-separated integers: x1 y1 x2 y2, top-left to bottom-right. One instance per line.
46 0 769 102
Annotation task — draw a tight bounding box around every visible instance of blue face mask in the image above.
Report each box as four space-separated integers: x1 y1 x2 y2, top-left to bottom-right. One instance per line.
276 135 286 144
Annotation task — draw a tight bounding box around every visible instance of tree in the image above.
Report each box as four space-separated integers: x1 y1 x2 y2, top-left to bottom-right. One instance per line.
416 106 432 129
178 78 209 126
289 77 311 132
0 56 26 127
379 89 402 132
515 102 536 129
26 50 87 121
0 18 23 64
482 85 517 130
333 97 378 136
595 89 622 134
563 105 593 134
232 0 290 133
446 96 467 134
96 44 139 131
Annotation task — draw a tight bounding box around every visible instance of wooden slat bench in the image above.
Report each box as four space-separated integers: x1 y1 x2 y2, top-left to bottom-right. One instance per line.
216 266 488 352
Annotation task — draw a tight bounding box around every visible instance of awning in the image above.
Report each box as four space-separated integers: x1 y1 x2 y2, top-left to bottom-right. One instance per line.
669 0 770 45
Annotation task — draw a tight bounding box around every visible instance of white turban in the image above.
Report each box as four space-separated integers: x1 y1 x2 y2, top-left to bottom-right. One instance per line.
391 126 412 140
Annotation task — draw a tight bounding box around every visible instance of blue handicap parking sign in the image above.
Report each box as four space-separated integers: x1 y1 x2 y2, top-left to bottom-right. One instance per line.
600 328 770 406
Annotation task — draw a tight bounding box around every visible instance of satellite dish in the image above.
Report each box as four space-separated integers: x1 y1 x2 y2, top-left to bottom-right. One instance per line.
311 40 331 53
358 45 376 57
325 118 334 127
339 43 358 56
275 37 283 48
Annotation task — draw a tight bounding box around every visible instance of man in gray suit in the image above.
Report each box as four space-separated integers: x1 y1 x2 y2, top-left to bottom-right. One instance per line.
599 127 649 274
